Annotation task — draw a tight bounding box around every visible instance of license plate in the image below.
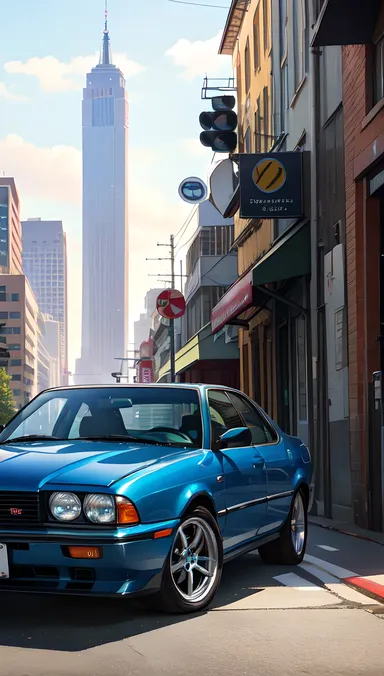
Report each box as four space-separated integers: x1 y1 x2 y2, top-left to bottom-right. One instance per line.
0 544 9 579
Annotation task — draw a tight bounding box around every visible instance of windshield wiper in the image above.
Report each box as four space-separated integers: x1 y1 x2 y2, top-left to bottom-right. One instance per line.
2 434 63 444
74 434 181 447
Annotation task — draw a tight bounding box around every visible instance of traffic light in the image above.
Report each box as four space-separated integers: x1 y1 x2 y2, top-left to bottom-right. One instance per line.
199 95 237 153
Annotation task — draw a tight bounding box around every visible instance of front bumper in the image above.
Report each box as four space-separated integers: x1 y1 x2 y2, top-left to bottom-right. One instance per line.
0 520 179 596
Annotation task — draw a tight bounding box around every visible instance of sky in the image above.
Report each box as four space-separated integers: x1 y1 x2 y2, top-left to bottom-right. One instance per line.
0 0 231 371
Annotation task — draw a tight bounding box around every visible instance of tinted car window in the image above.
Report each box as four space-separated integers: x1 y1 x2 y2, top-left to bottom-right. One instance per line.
207 390 245 447
228 392 277 444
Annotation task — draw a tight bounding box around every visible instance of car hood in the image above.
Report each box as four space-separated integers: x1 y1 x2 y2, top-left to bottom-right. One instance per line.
0 440 188 491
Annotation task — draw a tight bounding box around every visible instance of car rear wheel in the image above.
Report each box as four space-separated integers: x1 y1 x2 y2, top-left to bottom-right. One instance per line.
155 506 223 614
258 490 308 565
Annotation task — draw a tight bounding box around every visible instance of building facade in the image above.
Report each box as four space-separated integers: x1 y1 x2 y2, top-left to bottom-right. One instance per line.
0 275 39 408
22 218 68 385
313 0 384 530
209 0 353 522
0 178 23 275
134 288 163 353
75 15 129 384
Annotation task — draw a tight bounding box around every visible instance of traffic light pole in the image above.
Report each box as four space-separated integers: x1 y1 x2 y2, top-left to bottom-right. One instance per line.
169 234 176 382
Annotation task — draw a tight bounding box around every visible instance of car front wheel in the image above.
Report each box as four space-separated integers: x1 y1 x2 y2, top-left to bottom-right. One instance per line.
155 506 223 614
258 489 308 565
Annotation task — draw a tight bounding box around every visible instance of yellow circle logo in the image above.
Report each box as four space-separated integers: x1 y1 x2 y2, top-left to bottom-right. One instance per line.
252 158 286 194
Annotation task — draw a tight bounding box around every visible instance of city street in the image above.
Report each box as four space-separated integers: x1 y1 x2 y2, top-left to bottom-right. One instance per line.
0 524 383 676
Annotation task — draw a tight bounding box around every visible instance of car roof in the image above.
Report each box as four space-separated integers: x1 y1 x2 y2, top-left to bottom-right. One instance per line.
43 383 231 394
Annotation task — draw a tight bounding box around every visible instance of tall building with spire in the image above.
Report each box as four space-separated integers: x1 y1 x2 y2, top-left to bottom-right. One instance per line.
75 7 128 384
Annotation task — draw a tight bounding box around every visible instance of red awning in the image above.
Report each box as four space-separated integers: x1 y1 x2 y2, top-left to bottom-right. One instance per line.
211 269 253 334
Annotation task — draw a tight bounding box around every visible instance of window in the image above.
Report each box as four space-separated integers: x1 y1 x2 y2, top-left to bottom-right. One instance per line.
244 127 252 153
244 39 251 93
374 35 384 104
0 312 8 320
11 374 21 382
10 312 20 319
280 0 287 62
10 359 21 366
11 293 19 302
253 8 260 70
293 0 306 91
296 316 307 421
8 344 20 351
254 100 261 152
208 390 244 448
263 86 269 151
13 390 21 397
228 392 277 444
263 0 270 52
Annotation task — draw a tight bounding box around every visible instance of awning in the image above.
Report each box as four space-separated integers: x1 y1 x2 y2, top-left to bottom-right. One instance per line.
252 221 310 287
211 269 253 334
311 0 380 47
158 323 239 380
210 221 310 334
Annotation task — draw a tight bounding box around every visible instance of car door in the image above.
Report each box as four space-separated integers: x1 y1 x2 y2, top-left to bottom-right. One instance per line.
227 392 294 534
207 389 268 551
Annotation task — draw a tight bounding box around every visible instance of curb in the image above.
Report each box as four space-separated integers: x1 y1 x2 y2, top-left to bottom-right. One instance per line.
343 576 384 604
308 519 384 548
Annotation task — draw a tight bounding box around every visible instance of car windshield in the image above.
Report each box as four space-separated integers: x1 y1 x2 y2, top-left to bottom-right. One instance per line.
0 387 203 448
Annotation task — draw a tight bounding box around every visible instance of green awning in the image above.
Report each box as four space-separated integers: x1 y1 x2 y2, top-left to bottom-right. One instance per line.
252 221 310 287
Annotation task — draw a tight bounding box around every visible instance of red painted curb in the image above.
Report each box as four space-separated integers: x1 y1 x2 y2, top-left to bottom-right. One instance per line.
344 576 384 600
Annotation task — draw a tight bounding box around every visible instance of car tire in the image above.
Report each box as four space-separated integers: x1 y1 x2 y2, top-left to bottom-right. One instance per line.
153 506 223 614
258 489 308 566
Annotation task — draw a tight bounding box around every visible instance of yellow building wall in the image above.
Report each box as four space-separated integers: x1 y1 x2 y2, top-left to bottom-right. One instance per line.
229 0 275 401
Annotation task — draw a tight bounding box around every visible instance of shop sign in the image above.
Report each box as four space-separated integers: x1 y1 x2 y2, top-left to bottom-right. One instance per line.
138 359 153 383
239 152 303 219
211 270 253 334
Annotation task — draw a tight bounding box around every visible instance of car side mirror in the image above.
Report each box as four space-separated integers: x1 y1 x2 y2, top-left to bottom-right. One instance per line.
217 426 252 449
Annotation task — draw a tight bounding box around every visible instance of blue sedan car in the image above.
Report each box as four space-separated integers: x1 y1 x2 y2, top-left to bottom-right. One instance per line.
0 384 312 613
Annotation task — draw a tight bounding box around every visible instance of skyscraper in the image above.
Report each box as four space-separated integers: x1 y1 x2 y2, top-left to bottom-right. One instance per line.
0 178 23 275
21 218 68 384
75 9 129 384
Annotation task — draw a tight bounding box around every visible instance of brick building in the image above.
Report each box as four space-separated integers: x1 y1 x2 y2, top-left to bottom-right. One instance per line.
313 0 384 530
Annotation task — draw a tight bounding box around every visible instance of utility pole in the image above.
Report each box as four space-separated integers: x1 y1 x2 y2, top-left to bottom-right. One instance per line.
169 234 175 381
146 235 176 382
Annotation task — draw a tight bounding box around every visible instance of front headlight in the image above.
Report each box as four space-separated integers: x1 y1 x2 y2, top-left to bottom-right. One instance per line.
49 492 82 522
84 494 116 524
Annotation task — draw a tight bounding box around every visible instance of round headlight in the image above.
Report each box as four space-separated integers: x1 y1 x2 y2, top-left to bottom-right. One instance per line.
49 492 81 522
84 494 115 524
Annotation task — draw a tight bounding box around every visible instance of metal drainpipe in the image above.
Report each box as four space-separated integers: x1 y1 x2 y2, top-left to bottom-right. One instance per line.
309 26 331 517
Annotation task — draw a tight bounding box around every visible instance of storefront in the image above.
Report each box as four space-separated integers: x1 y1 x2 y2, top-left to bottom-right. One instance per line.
157 322 239 388
211 220 311 442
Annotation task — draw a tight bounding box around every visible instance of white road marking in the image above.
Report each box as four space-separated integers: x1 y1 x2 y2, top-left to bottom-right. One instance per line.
273 573 323 591
316 544 339 552
299 562 380 606
304 554 356 579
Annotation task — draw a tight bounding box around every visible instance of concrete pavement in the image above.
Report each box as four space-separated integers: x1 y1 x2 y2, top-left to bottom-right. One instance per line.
0 524 382 675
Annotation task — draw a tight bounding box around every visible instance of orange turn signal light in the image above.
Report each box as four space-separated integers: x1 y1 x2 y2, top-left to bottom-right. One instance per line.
68 546 102 559
154 528 173 539
116 496 140 525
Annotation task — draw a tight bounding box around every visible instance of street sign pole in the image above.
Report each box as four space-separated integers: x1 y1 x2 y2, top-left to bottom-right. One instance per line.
170 234 175 382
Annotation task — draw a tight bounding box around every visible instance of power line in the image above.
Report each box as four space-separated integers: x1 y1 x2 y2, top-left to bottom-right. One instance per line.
174 205 198 247
168 0 229 8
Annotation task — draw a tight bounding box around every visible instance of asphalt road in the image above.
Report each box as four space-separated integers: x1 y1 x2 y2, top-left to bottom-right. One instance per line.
0 524 383 676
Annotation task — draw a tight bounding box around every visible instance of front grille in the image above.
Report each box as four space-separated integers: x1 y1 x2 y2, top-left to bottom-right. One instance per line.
0 492 40 526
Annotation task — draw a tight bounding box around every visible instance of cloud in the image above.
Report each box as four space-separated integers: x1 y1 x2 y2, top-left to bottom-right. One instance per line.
0 82 29 102
165 31 230 80
4 52 145 93
0 134 81 203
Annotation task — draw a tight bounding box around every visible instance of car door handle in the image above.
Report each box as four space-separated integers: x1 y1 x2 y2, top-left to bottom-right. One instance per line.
252 458 264 468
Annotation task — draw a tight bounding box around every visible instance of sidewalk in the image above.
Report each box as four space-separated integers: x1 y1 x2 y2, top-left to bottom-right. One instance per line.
309 514 384 547
308 515 384 602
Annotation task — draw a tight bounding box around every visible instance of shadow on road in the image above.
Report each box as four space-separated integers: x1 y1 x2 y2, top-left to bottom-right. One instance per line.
0 553 269 652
